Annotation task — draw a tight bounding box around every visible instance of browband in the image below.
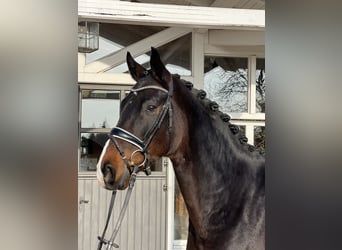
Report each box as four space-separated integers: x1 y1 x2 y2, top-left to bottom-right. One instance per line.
110 127 145 150
131 85 168 93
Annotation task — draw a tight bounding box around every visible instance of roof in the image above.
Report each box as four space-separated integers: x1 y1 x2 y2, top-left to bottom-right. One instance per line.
79 0 265 30
131 0 265 10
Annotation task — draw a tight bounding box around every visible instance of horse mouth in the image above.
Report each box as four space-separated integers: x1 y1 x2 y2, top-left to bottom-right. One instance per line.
104 180 129 191
97 165 130 191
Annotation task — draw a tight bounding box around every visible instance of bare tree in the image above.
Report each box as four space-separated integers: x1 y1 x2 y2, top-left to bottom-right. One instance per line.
204 64 266 153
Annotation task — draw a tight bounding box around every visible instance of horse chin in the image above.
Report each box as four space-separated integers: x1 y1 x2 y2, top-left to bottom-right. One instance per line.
116 170 130 190
104 169 130 191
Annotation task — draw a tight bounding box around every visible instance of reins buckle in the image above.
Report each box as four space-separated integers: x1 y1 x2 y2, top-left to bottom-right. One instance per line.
144 165 152 176
97 237 119 249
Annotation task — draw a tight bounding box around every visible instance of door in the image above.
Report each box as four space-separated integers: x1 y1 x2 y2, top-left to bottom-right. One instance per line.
78 158 168 250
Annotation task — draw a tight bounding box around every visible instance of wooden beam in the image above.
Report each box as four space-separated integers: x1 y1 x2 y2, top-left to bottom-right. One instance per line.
209 30 264 46
78 73 135 84
205 44 265 57
83 27 191 73
78 0 265 30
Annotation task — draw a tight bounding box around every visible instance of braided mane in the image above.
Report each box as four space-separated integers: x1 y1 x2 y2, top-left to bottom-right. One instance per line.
174 74 265 156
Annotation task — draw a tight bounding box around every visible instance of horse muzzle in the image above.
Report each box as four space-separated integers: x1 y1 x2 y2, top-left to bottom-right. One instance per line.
97 162 130 191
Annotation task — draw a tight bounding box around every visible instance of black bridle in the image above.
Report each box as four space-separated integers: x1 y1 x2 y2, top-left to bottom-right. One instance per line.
97 82 173 249
109 85 173 176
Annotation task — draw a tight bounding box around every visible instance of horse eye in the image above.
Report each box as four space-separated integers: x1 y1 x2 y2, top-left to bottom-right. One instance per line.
146 105 157 112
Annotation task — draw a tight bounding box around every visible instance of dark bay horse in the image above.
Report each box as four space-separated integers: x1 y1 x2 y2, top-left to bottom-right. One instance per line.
96 48 265 250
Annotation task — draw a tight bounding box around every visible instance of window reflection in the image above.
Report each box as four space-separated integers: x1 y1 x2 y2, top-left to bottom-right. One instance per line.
238 125 246 136
256 58 265 113
80 133 109 171
81 90 120 128
254 126 266 153
204 57 248 113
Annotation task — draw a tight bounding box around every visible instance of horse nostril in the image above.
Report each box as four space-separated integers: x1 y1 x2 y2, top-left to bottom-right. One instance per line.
102 164 116 185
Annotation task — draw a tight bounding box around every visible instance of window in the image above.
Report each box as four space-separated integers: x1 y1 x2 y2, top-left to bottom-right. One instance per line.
79 86 130 172
254 126 266 153
256 58 265 113
203 55 265 149
81 90 121 128
204 56 249 113
78 85 166 173
80 132 109 171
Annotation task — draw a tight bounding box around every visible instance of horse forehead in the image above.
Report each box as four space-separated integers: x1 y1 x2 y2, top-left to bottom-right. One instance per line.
136 74 165 89
122 86 164 108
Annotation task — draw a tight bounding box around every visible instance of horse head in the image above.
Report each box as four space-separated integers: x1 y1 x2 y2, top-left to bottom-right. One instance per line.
96 48 185 190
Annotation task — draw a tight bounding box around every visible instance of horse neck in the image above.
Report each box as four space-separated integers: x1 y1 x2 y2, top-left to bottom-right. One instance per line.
169 85 264 237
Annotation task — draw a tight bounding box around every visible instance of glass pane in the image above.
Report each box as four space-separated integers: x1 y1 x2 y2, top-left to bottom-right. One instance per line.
81 90 120 128
204 57 248 113
254 126 266 153
174 179 189 242
256 58 265 113
238 125 246 136
80 133 109 171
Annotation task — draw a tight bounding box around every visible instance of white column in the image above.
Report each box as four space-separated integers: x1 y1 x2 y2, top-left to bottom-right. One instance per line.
192 29 206 89
166 157 175 250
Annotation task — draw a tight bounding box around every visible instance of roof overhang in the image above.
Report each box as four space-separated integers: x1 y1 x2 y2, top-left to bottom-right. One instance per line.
78 0 265 30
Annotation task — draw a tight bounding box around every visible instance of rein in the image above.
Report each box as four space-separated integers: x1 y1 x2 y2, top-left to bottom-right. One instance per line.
97 83 173 249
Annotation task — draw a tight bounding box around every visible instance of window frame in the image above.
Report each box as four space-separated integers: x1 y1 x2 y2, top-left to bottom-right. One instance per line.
203 53 265 145
78 83 133 174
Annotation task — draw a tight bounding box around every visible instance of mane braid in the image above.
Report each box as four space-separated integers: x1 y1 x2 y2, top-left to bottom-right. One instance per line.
176 75 264 156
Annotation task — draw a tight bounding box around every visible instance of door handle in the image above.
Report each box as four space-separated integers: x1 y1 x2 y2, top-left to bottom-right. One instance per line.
79 199 89 204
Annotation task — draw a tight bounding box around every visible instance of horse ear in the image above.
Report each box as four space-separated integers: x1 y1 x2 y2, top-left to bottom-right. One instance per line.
150 47 172 88
126 52 147 81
